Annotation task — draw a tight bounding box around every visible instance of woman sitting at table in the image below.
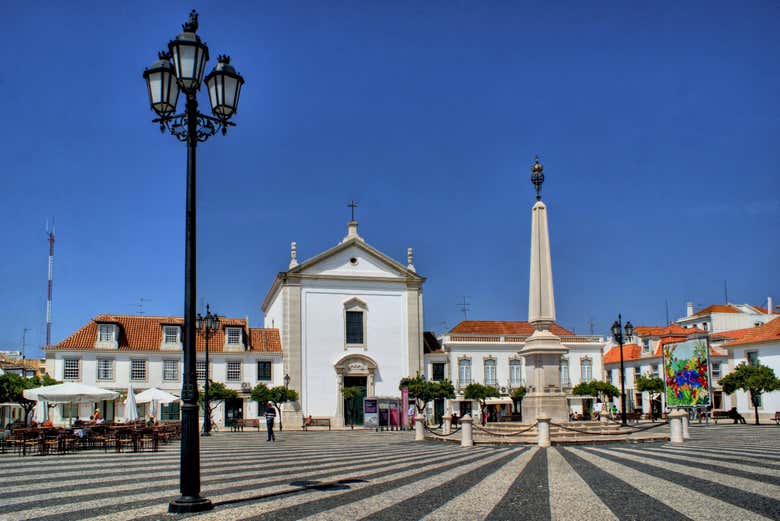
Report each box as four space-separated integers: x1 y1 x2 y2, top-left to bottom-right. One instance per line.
146 415 156 428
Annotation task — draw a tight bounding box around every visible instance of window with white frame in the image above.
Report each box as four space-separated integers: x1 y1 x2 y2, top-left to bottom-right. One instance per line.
226 327 241 346
130 360 146 381
345 311 364 345
642 339 650 353
560 358 570 387
652 365 660 378
163 359 179 381
196 360 208 381
64 359 80 380
484 359 497 386
97 359 113 381
458 359 471 386
711 362 721 379
227 361 241 381
432 363 445 381
509 359 523 386
581 358 592 382
164 326 180 344
747 351 759 366
257 361 271 381
98 324 114 342
634 367 641 379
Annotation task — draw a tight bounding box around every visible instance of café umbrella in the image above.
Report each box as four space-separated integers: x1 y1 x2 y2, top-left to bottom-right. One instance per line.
124 384 139 422
23 383 119 404
135 387 179 419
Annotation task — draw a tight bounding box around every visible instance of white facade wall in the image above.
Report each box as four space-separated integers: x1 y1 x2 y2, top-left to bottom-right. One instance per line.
44 350 282 427
727 343 780 419
300 279 408 417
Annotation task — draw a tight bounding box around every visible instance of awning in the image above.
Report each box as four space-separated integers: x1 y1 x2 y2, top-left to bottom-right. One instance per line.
485 397 513 405
23 383 119 404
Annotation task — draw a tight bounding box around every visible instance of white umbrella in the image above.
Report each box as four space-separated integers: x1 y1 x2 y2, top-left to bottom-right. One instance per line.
135 387 179 421
34 400 48 423
23 383 118 404
124 385 139 422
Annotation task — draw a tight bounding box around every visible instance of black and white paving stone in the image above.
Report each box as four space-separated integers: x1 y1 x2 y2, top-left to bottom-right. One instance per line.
1 424 778 520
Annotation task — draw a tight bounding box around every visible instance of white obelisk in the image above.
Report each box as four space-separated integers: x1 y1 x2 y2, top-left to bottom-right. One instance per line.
520 157 569 423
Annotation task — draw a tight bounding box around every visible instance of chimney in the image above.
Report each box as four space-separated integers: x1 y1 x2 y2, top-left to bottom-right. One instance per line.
768 296 773 316
686 302 694 317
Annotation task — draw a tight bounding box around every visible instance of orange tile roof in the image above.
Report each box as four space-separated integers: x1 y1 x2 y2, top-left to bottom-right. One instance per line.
48 314 281 353
449 320 574 336
722 316 780 348
633 324 705 337
603 344 642 364
690 304 741 317
710 326 755 342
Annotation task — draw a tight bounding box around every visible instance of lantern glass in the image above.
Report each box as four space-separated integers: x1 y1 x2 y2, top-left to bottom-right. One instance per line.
205 58 244 119
169 34 209 90
624 321 634 340
611 321 621 339
143 58 179 115
196 314 203 331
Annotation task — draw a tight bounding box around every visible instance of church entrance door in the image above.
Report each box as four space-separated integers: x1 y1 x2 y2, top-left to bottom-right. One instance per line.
343 376 367 426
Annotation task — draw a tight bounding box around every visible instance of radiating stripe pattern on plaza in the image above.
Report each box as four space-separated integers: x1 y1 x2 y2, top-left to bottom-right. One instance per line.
1 425 779 521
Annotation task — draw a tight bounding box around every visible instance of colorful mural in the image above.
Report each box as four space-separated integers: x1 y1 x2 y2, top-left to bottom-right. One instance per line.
663 337 711 407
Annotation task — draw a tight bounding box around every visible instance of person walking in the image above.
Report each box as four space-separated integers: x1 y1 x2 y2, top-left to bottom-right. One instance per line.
264 401 277 442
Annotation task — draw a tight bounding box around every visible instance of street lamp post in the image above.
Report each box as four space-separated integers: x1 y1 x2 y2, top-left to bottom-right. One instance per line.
197 304 220 436
611 315 634 426
143 10 244 514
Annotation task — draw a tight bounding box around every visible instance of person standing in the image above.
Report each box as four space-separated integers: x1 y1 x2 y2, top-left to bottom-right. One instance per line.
264 401 277 442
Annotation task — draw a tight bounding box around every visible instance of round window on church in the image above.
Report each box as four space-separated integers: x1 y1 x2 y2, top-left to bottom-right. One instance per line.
349 257 358 265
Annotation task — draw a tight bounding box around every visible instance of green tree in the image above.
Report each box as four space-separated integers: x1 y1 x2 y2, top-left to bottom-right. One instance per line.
720 362 780 425
635 374 664 421
510 386 527 400
341 386 362 428
199 380 239 431
251 383 299 431
399 375 455 417
572 380 620 405
463 383 500 423
0 373 59 426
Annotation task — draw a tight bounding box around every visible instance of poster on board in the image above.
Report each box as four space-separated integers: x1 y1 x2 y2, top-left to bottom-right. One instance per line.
363 398 378 428
663 337 711 407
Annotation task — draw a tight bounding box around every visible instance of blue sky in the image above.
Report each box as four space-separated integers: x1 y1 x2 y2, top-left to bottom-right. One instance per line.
1 1 778 358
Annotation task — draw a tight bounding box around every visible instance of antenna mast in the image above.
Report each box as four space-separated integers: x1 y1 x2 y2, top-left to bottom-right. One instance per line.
45 220 55 347
457 296 471 321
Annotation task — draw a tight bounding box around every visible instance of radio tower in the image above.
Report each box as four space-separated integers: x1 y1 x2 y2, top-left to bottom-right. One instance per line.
45 220 55 347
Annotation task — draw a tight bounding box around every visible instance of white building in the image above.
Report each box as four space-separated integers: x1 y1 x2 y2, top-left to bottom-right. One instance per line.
720 316 780 421
438 320 606 421
261 220 425 427
44 314 283 427
676 300 776 333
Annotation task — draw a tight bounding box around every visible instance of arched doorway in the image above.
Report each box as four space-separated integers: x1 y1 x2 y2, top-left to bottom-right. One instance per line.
334 353 377 427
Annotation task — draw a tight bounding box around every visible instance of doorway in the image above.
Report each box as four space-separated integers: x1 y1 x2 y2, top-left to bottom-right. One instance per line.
224 398 243 429
343 376 367 426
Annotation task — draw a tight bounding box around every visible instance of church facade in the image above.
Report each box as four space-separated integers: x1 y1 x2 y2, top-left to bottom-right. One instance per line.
261 220 425 427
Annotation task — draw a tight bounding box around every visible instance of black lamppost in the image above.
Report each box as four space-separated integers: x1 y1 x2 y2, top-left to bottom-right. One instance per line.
197 304 220 436
142 10 244 514
611 315 634 426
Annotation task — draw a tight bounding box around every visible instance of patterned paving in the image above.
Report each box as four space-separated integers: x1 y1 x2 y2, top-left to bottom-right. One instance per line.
1 424 779 520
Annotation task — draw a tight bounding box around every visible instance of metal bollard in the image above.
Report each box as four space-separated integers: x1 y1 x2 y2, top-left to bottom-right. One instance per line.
537 415 551 448
460 414 474 447
415 415 425 441
442 414 452 435
669 409 686 444
681 412 690 440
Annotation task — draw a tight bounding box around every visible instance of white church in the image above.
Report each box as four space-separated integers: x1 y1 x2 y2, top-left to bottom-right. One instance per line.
261 219 426 427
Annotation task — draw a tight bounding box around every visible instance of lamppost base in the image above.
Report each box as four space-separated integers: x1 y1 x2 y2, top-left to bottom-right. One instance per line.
168 496 214 514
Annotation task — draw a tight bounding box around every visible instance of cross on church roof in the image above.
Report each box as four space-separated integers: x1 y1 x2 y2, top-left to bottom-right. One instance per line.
347 200 358 221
